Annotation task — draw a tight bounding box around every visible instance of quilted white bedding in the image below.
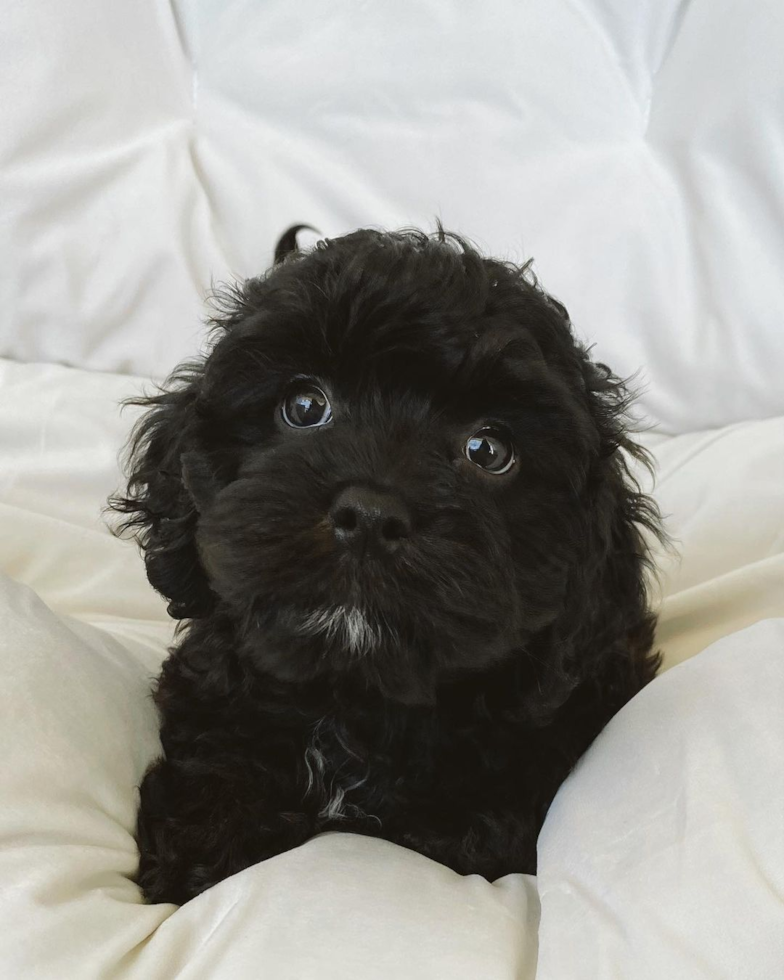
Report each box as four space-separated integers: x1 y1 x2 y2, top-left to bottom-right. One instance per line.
3 0 784 434
2 0 784 975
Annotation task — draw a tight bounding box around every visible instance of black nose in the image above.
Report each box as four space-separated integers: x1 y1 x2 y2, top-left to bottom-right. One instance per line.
329 486 412 557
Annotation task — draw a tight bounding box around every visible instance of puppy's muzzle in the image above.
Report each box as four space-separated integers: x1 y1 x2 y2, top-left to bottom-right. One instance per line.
329 486 411 559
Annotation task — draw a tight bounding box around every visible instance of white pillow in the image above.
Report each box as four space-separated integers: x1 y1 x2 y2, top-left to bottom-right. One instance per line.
640 417 784 669
536 618 784 980
3 578 783 979
3 1 784 432
0 574 539 980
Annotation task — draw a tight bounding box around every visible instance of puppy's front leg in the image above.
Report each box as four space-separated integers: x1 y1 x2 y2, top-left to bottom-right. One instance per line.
135 754 314 905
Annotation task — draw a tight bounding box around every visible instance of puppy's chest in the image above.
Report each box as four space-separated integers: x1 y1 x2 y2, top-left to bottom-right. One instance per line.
300 713 518 826
301 723 402 825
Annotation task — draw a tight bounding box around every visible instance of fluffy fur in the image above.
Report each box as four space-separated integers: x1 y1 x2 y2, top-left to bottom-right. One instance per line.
111 226 663 905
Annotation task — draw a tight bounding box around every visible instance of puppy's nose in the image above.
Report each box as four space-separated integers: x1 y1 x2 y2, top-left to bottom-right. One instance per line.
329 486 412 557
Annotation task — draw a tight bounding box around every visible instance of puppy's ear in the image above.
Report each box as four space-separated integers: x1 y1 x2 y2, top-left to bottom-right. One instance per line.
109 363 215 619
181 451 219 513
273 224 319 265
579 355 650 469
571 351 665 678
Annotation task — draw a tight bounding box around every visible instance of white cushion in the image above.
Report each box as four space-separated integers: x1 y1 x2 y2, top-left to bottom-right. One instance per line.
0 574 539 979
2 1 784 432
537 618 784 979
644 418 784 668
2 578 783 977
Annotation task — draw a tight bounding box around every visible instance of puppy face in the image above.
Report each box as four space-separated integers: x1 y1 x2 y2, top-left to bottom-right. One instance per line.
117 229 652 705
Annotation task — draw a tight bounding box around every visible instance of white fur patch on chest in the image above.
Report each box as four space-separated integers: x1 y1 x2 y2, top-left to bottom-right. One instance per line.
303 732 376 824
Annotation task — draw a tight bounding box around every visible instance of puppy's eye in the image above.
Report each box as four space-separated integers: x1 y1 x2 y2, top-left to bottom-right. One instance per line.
281 385 332 428
464 428 515 474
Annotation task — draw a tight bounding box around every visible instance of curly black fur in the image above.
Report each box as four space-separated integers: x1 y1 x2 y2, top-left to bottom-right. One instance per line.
111 227 663 905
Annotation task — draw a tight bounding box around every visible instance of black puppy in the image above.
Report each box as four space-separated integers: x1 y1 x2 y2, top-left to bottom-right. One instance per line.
112 227 662 905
